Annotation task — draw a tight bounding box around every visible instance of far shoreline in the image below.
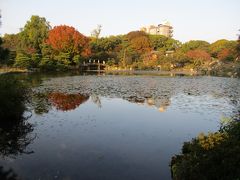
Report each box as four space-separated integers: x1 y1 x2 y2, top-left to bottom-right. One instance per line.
1 67 239 78
104 69 199 76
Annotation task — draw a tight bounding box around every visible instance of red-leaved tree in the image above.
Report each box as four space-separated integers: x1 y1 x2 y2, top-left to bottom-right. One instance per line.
186 49 211 69
186 49 211 62
46 25 91 58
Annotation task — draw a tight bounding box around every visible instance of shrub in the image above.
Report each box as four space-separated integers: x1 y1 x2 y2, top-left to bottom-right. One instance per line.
171 120 240 180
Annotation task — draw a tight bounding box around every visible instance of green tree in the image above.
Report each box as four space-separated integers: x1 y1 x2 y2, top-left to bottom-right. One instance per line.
54 52 71 66
2 34 19 65
173 50 190 66
181 40 210 53
165 38 181 51
149 35 168 50
19 15 51 53
149 35 181 51
90 36 122 53
73 54 87 66
90 35 123 63
14 53 32 69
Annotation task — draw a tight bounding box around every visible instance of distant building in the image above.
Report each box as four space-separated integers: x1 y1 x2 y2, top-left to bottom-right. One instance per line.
141 21 173 38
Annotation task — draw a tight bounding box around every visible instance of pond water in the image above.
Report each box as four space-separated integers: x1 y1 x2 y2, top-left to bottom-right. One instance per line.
0 73 240 180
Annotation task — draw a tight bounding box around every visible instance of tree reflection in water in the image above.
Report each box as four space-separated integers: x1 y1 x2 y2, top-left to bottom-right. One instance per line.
0 75 35 179
0 166 18 180
127 96 171 112
48 92 89 111
0 75 35 158
31 93 52 115
0 119 34 158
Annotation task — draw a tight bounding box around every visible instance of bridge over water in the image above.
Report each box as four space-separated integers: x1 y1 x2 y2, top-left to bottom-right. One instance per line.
80 60 106 72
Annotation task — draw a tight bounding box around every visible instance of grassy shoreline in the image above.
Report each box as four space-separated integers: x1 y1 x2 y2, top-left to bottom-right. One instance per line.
0 67 29 74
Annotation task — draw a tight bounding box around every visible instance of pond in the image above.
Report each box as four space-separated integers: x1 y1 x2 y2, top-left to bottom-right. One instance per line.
0 73 240 180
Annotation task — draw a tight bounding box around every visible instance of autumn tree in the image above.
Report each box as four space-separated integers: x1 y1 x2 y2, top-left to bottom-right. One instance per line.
2 34 19 51
126 31 151 54
186 49 211 68
217 48 234 62
115 31 152 68
186 49 211 61
46 25 90 66
209 39 237 58
126 31 148 41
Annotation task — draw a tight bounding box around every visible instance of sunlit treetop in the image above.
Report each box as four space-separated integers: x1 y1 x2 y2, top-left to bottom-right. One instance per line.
46 25 90 57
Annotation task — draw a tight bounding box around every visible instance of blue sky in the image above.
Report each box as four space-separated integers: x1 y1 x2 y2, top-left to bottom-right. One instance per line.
0 0 239 42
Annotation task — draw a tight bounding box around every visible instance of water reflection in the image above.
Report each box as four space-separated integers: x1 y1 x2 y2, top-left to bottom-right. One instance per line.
30 92 89 113
48 92 89 111
31 91 172 113
1 73 240 180
30 75 240 115
127 96 171 112
0 75 35 158
0 166 18 180
91 94 102 108
0 118 35 158
31 93 51 114
147 98 171 112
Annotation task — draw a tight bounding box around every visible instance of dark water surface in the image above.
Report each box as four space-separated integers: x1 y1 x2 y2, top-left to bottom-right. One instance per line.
0 73 240 180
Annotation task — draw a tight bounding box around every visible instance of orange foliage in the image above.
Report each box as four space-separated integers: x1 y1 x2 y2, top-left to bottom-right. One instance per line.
186 49 211 61
26 47 37 54
131 36 152 53
217 48 230 61
126 31 152 53
46 25 91 56
48 92 89 111
81 45 92 57
143 52 159 66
